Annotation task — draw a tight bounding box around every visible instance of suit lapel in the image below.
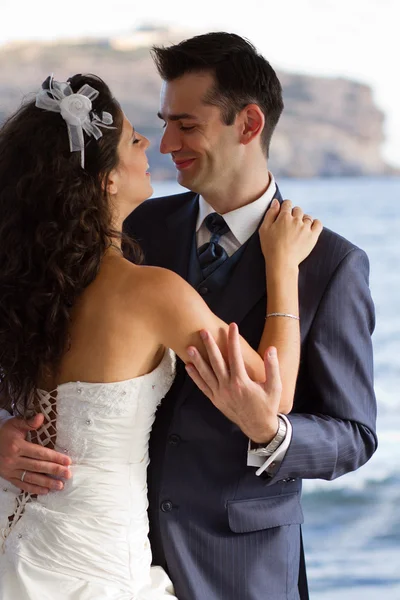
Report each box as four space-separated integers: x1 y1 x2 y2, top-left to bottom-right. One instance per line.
164 192 199 280
207 185 283 325
176 186 283 407
206 231 266 325
176 230 268 408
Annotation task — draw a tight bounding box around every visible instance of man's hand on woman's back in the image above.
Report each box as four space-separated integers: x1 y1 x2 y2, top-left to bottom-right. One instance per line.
0 414 71 494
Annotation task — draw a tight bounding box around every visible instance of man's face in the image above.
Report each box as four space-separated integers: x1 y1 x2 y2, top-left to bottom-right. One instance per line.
158 72 240 196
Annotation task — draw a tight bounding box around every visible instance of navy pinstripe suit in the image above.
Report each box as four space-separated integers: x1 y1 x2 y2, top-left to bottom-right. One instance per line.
124 187 377 600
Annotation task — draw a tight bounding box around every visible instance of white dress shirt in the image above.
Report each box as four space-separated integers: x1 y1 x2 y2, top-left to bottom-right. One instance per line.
196 174 277 255
196 173 292 477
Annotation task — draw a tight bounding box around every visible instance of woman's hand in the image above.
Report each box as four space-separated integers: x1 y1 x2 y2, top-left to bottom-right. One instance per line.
259 199 323 272
185 323 283 443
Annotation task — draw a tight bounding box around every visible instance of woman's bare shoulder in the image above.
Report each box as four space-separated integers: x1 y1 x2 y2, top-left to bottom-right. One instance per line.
124 264 191 306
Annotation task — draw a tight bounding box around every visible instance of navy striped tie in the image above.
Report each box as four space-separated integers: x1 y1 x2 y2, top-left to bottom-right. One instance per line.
198 213 229 279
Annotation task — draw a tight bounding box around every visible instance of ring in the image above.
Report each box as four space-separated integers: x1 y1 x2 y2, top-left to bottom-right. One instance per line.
20 470 27 483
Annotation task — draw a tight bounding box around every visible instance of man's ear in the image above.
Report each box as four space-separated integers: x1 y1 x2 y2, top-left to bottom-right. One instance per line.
238 104 265 146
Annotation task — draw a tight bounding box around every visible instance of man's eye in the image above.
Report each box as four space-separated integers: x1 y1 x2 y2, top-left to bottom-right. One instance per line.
180 126 195 131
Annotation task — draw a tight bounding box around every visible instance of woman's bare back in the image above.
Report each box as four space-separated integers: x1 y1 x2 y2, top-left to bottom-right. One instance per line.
47 252 165 389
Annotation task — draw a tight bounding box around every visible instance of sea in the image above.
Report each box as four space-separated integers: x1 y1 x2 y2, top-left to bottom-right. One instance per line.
151 177 400 600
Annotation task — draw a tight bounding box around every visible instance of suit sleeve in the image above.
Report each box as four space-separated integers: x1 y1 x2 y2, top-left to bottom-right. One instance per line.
266 247 378 483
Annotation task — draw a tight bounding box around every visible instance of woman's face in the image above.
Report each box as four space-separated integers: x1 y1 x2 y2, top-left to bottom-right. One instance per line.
109 116 152 220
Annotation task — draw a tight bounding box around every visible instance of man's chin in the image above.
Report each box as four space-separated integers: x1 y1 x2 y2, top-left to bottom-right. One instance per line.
176 171 201 193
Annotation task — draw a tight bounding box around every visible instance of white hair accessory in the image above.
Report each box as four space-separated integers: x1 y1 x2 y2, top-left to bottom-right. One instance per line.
35 76 115 168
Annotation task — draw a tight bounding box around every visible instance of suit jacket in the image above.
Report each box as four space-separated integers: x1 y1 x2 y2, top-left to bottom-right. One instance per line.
124 188 377 600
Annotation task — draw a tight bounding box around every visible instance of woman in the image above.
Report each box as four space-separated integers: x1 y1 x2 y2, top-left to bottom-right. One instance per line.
0 74 321 599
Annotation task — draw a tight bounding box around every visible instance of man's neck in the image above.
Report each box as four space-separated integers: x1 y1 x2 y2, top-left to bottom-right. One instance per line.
202 171 271 215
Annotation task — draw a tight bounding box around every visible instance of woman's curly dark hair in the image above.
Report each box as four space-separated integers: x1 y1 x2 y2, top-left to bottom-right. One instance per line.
0 73 141 417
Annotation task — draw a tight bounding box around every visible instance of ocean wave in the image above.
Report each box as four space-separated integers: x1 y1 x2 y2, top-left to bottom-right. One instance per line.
303 472 400 499
302 423 400 496
375 382 400 412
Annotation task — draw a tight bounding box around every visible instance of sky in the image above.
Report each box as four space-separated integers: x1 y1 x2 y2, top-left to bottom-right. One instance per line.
1 0 399 167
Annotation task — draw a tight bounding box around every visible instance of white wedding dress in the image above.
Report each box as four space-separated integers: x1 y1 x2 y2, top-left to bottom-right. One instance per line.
0 349 177 600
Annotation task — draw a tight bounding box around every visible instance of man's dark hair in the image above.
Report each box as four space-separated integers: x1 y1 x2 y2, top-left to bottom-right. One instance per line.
151 32 284 156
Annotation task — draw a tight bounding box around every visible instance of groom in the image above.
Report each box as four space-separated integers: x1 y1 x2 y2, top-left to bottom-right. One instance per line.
0 33 377 599
124 33 377 599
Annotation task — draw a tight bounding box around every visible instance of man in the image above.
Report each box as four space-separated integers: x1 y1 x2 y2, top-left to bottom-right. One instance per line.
0 32 377 599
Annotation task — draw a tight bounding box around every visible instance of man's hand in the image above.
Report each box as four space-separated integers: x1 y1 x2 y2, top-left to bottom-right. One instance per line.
0 414 72 494
185 323 282 444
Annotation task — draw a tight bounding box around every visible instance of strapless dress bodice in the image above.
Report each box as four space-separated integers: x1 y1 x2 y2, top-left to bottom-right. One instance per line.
0 349 177 600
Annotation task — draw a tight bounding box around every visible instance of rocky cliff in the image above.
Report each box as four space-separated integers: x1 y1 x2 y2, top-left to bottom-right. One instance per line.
0 36 390 178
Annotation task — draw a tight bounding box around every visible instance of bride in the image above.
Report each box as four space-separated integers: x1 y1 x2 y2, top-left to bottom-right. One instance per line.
0 74 321 599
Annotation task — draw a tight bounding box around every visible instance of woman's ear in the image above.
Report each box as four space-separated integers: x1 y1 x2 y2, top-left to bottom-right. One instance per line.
238 104 265 146
104 169 119 196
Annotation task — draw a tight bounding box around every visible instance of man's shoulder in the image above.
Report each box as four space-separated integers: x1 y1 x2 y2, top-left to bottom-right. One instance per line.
125 190 196 231
319 226 366 259
144 190 195 211
307 226 369 282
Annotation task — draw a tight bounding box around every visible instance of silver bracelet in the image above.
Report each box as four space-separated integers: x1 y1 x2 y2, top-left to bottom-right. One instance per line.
266 312 300 321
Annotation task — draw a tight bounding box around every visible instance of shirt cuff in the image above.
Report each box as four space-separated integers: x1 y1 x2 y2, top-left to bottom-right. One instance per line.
247 414 293 477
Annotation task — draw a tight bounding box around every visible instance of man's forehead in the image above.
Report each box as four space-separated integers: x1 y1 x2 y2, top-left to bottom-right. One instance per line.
160 72 213 100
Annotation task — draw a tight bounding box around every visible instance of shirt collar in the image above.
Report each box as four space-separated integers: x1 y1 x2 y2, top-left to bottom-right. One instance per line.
196 173 277 246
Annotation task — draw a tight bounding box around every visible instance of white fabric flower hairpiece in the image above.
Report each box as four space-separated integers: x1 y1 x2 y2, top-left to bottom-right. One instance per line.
35 75 115 168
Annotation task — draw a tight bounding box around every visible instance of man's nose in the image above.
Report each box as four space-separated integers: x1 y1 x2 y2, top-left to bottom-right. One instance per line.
159 125 182 155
